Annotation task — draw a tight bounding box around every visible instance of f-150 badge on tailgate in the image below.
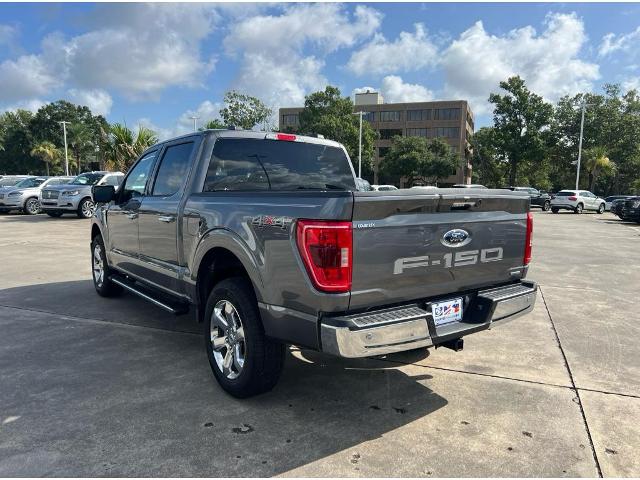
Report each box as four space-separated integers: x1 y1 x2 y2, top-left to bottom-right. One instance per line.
393 247 503 274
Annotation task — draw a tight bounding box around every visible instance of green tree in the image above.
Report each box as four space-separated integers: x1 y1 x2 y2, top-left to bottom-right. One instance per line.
202 118 226 130
489 76 553 186
103 123 158 172
0 109 37 174
297 86 377 180
470 127 507 187
583 146 615 191
30 141 61 175
66 123 95 174
379 136 458 186
219 91 273 130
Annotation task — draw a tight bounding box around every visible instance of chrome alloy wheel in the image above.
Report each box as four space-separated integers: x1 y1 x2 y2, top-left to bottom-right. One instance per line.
210 300 246 380
82 199 95 218
25 198 40 214
92 244 104 287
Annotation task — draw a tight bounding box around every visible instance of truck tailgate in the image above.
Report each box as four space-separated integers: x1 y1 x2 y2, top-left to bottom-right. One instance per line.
349 189 530 311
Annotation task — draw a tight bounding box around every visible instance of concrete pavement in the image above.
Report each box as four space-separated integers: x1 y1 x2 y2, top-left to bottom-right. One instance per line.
0 210 638 476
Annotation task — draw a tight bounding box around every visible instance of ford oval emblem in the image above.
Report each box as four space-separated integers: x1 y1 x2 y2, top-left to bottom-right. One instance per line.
441 229 471 248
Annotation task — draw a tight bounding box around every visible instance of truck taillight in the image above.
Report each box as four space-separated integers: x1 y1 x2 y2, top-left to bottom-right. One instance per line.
296 220 352 293
524 212 533 265
276 133 296 141
568 196 577 201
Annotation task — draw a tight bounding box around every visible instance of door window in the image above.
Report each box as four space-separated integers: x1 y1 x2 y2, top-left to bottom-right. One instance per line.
121 153 156 202
151 142 194 197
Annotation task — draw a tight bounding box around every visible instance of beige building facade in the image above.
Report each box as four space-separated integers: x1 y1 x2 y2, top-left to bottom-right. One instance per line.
279 91 474 186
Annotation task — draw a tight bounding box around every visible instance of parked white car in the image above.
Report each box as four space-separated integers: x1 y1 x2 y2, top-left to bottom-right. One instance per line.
0 176 74 214
371 184 398 191
551 190 606 214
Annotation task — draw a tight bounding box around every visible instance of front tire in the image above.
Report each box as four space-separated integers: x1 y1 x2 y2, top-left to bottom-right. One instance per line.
23 197 41 215
78 198 95 219
91 235 122 297
542 201 551 212
597 203 605 214
204 277 285 398
574 203 583 214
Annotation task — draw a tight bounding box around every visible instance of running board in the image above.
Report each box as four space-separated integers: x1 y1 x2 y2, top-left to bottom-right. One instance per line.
110 276 190 315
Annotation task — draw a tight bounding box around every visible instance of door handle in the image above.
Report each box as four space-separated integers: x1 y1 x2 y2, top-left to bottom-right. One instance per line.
158 215 176 223
126 212 138 220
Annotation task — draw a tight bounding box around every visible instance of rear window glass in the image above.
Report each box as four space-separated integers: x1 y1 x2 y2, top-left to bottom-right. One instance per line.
203 138 356 192
556 191 575 197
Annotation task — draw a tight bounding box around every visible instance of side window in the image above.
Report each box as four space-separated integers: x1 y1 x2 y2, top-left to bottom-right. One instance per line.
121 153 156 202
151 142 194 197
104 175 121 187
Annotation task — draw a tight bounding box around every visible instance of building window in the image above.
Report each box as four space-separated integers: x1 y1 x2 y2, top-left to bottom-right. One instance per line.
282 114 299 126
379 129 403 139
363 111 375 122
434 108 461 121
428 127 460 138
380 111 402 122
378 147 390 158
450 145 459 154
407 109 431 121
406 128 427 137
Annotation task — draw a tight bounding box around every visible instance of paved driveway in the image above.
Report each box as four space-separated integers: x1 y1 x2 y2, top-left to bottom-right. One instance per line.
0 211 638 477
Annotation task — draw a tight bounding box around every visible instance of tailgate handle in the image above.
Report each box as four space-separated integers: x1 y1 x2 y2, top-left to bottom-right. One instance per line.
450 200 480 210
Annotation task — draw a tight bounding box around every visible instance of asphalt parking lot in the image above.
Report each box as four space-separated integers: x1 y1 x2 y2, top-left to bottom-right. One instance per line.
0 210 639 477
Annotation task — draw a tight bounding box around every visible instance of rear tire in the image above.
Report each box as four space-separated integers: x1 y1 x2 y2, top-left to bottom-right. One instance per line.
597 203 605 214
23 197 41 215
46 211 63 218
551 208 559 214
542 201 551 212
77 198 95 219
91 235 122 297
574 203 583 214
204 277 285 398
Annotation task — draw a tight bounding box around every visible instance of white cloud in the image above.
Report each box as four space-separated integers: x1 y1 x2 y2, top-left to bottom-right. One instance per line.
441 12 600 115
0 98 47 114
380 75 434 103
67 88 113 116
0 24 17 47
224 4 382 115
599 27 640 57
353 76 433 104
622 77 640 92
136 100 224 141
347 23 438 76
0 55 61 103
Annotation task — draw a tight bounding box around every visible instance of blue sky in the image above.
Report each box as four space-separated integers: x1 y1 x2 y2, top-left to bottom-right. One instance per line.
1 2 639 138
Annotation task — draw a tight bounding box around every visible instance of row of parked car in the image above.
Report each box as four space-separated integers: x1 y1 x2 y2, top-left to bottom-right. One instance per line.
609 195 640 223
0 171 124 218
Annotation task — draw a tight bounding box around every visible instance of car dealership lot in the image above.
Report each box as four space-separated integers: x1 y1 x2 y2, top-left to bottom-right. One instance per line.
0 211 638 477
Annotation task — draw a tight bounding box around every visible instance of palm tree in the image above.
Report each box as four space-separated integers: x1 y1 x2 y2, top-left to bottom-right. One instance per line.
584 146 615 191
67 123 95 174
30 141 61 175
103 123 158 172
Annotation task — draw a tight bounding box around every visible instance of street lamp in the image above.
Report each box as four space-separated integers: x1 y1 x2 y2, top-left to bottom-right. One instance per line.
352 111 369 178
575 99 596 190
190 116 200 132
59 121 70 176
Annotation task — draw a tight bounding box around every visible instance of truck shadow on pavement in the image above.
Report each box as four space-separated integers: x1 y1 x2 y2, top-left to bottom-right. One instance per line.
0 280 448 476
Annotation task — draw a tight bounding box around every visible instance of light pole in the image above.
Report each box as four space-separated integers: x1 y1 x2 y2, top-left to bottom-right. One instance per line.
190 116 200 132
575 99 595 190
59 121 70 176
352 111 368 178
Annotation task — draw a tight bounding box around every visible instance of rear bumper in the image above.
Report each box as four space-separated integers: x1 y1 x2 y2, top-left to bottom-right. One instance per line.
550 203 577 210
320 281 537 358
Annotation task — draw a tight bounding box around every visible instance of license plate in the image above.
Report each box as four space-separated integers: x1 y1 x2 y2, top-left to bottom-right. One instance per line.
431 298 463 326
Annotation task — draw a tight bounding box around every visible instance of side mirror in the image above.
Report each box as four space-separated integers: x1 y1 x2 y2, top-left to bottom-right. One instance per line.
92 185 116 203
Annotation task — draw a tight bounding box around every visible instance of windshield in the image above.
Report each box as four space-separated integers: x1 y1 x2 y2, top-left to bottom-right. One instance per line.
0 178 23 187
15 177 45 188
204 138 356 191
71 173 103 186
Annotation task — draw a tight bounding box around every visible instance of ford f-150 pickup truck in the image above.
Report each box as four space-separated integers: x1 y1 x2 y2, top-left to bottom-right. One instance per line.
90 129 536 398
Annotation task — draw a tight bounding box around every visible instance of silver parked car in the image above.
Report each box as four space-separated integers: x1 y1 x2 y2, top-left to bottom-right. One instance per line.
371 184 398 191
550 190 606 214
40 171 124 218
0 176 75 214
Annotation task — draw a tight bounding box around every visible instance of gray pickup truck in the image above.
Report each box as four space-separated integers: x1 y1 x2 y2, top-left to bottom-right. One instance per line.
91 129 536 398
